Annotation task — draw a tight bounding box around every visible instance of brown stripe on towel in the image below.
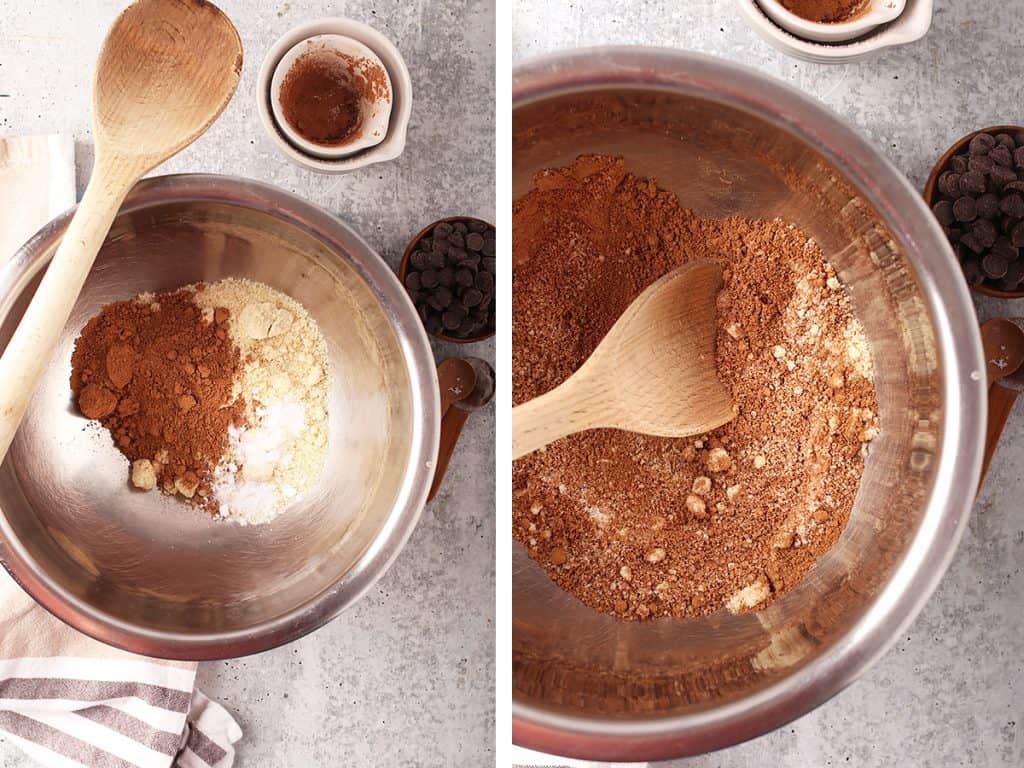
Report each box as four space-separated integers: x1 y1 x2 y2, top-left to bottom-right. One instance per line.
0 710 137 768
0 677 192 711
186 722 228 766
77 704 182 755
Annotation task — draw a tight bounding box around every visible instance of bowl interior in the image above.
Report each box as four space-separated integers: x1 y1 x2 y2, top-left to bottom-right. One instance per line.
0 192 420 649
513 87 951 733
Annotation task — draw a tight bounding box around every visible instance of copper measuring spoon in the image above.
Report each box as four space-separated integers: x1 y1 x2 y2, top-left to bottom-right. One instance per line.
979 317 1024 486
429 357 495 501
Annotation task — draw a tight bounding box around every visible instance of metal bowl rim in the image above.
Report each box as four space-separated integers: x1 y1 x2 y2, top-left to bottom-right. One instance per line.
511 46 986 760
0 173 440 660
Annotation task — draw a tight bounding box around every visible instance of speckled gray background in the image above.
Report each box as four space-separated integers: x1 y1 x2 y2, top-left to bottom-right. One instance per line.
514 1 1022 767
0 0 495 765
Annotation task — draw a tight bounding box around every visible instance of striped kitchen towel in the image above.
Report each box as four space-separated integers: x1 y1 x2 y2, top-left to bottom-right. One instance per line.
0 134 242 768
0 568 241 767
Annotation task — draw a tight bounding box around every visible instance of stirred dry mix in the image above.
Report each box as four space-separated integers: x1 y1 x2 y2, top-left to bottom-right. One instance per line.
512 155 879 619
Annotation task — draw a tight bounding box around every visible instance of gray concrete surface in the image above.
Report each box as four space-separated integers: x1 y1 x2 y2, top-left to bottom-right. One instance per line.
514 1 1022 766
0 0 495 765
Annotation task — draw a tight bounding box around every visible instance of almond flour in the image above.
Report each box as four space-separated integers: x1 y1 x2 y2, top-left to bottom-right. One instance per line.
512 155 879 620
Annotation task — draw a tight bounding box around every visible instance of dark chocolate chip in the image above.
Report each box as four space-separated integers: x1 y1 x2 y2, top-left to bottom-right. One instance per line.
482 239 495 257
968 154 994 175
953 196 977 222
434 222 452 238
960 232 984 254
462 288 483 308
404 271 421 290
990 165 1018 188
427 293 446 312
448 247 468 263
428 251 446 270
475 271 494 291
1015 131 1024 148
969 132 996 155
455 268 474 287
441 310 461 330
1015 146 1024 169
410 250 430 270
421 269 439 288
996 261 1024 291
424 314 443 335
983 252 1009 279
991 145 1014 168
960 171 987 196
976 193 1000 219
467 220 487 233
933 199 955 225
456 317 477 337
996 133 1017 151
448 232 465 249
1001 193 1024 219
972 218 998 248
434 286 453 308
992 237 1019 261
407 288 421 304
482 257 496 273
437 267 454 287
937 172 961 198
466 232 484 251
1013 221 1024 248
1005 181 1024 194
1003 217 1020 235
949 154 970 174
453 222 468 234
417 302 430 323
944 226 964 243
962 257 985 286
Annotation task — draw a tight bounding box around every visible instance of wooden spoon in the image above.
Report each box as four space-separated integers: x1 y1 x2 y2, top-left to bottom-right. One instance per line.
512 261 734 460
979 317 1024 488
0 0 242 460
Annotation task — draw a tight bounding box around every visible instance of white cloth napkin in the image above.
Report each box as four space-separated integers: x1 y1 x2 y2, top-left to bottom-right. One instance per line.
0 134 242 768
512 744 649 768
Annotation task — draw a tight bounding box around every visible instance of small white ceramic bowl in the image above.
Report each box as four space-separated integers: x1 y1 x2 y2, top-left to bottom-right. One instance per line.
257 18 412 174
736 0 932 63
758 0 906 42
270 34 393 159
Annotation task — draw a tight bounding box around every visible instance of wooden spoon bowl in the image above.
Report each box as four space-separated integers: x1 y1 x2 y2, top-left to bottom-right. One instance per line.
512 261 734 459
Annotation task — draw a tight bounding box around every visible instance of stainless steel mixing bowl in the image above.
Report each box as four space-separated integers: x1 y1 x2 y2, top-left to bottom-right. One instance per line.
512 48 986 760
0 174 438 659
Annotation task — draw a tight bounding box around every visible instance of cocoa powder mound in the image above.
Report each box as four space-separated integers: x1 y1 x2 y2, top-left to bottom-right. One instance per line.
512 155 879 620
70 289 243 505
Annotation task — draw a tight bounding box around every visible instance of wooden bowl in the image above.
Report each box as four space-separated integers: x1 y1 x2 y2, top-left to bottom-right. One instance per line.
399 216 496 344
924 124 1024 299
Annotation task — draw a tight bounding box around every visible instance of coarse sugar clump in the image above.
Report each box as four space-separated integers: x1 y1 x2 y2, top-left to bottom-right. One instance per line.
512 155 879 620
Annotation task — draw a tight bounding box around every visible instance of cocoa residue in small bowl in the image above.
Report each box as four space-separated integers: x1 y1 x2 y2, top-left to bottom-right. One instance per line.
779 0 869 23
278 48 389 147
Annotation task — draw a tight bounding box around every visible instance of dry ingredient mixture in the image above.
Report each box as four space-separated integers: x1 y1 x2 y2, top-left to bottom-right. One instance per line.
779 0 868 23
512 155 879 620
71 279 329 525
278 45 390 147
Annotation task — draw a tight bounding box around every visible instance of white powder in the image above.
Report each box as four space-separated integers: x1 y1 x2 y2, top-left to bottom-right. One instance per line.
191 279 329 525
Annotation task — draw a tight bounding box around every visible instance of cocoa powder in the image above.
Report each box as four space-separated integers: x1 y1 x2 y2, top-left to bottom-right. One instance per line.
512 155 879 620
779 0 868 23
70 289 243 506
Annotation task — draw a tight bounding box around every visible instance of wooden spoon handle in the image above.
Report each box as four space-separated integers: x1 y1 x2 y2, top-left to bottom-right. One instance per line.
0 166 133 460
979 383 1019 491
512 380 598 461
